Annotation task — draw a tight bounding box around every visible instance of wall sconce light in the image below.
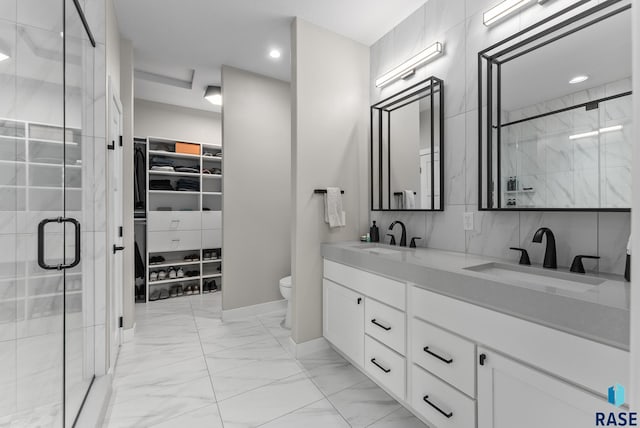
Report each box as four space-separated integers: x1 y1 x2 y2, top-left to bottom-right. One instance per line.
204 85 222 106
483 0 535 26
375 42 443 88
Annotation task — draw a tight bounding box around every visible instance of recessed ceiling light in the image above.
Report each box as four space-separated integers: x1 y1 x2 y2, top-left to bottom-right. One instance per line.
0 52 9 62
569 75 589 84
204 86 222 106
269 49 281 59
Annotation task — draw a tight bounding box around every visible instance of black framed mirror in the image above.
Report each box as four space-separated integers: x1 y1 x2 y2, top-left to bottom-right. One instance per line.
371 77 444 211
478 0 632 212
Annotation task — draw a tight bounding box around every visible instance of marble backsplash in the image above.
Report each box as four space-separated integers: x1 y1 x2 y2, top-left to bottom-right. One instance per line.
369 0 631 276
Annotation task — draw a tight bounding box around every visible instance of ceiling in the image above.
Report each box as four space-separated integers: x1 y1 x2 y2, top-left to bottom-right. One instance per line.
113 0 427 112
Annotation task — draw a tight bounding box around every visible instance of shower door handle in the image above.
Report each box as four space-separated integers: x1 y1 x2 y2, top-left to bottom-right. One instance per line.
38 217 82 270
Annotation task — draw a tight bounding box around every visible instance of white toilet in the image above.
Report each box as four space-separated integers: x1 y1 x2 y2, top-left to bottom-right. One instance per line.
279 275 292 329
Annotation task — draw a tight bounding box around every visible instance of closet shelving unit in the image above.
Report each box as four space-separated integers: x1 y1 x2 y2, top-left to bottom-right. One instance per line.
0 118 84 326
144 136 222 302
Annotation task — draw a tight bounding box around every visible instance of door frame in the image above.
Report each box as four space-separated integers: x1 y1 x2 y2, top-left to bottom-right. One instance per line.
107 77 124 371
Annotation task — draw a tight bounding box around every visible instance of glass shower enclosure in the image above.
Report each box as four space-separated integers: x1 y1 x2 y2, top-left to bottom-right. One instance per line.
0 1 99 426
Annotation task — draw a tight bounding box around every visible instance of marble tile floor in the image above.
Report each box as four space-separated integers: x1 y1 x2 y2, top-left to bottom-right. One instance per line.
103 293 427 428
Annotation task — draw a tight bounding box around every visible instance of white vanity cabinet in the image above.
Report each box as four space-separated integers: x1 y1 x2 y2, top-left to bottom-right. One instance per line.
477 348 609 428
323 279 364 366
322 258 628 428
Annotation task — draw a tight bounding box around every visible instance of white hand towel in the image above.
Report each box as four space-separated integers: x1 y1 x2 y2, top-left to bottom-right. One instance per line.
404 190 416 209
324 187 346 228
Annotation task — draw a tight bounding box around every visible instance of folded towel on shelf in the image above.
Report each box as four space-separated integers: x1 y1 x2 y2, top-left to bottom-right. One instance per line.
403 190 416 209
149 179 174 191
324 187 346 228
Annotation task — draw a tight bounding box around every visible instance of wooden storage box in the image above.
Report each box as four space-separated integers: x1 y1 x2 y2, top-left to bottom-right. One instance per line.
176 142 200 155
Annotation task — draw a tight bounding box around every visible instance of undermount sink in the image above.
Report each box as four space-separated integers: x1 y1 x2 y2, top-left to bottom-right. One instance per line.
354 244 401 255
464 262 605 293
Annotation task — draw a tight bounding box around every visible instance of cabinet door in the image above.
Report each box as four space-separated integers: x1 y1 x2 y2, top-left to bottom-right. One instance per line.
323 279 364 367
478 348 609 428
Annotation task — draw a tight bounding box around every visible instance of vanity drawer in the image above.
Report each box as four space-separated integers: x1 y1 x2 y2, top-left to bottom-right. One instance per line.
365 298 406 355
148 230 201 253
323 259 405 310
364 335 406 399
411 364 475 428
412 318 475 397
148 211 202 232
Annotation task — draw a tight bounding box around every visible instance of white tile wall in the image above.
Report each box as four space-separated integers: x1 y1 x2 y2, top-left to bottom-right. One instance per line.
369 0 631 275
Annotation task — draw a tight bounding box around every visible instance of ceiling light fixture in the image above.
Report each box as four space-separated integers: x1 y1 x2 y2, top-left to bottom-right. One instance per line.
0 52 9 62
375 42 444 88
569 75 589 84
204 86 222 106
569 125 623 140
483 0 534 26
269 49 281 59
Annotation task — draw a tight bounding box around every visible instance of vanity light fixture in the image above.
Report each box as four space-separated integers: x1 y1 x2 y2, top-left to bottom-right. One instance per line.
569 125 623 140
204 85 222 106
269 49 281 59
483 0 534 26
569 75 589 84
375 42 443 88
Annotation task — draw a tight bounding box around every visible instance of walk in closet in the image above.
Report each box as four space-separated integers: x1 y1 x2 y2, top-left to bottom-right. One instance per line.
134 137 222 302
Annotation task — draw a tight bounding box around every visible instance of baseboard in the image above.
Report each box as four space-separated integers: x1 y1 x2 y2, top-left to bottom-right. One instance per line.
288 336 330 358
222 299 287 321
74 373 112 428
123 323 136 343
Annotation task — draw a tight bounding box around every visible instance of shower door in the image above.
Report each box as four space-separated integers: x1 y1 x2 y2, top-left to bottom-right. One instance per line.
0 1 97 426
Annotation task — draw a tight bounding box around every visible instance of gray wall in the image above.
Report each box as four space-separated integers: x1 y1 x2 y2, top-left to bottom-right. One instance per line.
370 0 630 275
134 99 221 143
291 18 370 344
221 66 291 311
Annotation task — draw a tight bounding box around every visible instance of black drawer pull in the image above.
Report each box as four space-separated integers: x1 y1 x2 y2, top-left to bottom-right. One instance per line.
423 395 453 418
424 346 453 364
371 319 391 331
370 358 391 373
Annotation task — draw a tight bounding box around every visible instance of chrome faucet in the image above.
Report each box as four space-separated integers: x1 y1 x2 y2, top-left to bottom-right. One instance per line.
388 221 407 247
532 227 557 269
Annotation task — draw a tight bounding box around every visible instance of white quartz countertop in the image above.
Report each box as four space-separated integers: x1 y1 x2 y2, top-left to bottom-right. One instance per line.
321 241 630 351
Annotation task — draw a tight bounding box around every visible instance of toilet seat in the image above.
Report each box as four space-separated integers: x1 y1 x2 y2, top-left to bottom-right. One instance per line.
280 275 292 288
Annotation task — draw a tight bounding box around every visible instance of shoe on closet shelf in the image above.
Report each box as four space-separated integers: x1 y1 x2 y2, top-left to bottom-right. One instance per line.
149 290 161 301
193 285 200 295
158 270 167 280
159 289 170 300
177 267 184 278
168 268 177 279
169 286 178 298
176 284 184 296
149 271 158 282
